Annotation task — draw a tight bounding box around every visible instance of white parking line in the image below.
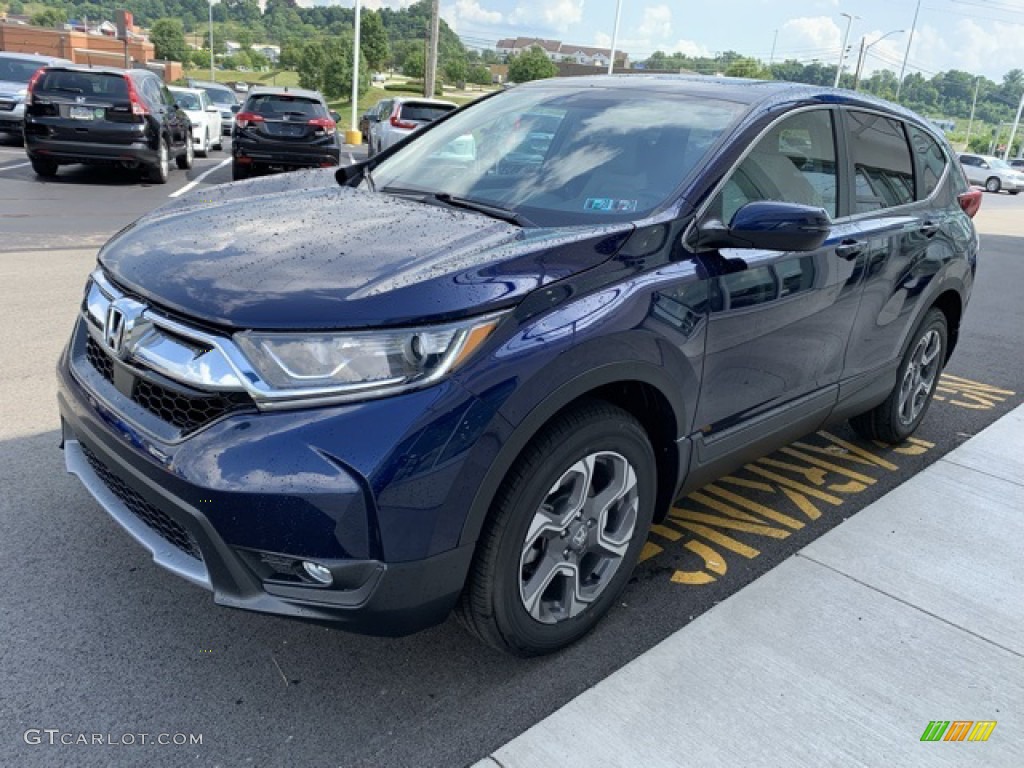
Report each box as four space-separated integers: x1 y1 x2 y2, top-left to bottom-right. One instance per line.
169 157 232 198
0 161 30 172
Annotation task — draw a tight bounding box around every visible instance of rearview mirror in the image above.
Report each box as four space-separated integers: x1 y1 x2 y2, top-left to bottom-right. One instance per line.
691 201 831 252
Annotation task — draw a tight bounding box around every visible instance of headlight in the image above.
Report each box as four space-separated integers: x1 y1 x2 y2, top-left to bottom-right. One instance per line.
234 313 504 404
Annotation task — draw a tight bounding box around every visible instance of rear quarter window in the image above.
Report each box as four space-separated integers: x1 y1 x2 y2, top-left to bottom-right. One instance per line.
909 126 948 199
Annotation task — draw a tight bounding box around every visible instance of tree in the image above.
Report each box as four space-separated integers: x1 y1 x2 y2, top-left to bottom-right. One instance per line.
298 41 327 92
724 56 771 80
31 8 65 27
360 11 389 72
9 0 25 14
468 63 491 86
507 46 557 83
444 57 467 85
150 18 188 62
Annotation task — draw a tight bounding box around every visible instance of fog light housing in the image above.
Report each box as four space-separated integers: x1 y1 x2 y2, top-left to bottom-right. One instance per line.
301 561 333 585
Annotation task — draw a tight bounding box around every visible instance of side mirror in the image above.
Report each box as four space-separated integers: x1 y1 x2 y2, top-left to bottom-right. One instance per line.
980 162 989 169
330 111 341 123
692 201 831 252
231 104 241 114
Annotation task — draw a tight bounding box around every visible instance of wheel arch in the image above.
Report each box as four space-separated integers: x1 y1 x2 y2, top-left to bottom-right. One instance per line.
458 363 689 550
931 289 962 363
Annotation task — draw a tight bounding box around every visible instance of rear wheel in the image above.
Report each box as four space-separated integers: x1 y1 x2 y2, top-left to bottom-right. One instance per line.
31 158 58 178
458 401 656 656
985 176 1001 193
147 139 170 184
176 133 194 169
850 308 947 443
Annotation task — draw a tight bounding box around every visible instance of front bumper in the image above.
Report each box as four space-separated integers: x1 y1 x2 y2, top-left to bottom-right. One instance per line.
56 324 488 635
0 101 24 134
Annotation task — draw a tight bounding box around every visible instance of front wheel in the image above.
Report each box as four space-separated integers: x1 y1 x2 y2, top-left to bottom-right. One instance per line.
985 176 1001 193
850 308 947 443
458 401 656 656
198 129 209 158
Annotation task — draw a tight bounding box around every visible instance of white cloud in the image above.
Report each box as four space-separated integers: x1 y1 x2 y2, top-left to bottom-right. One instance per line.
671 38 712 58
780 16 841 54
509 0 585 32
454 0 502 25
637 5 672 42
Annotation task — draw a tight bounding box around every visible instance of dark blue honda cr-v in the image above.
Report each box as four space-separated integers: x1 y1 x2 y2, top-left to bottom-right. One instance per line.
57 76 979 656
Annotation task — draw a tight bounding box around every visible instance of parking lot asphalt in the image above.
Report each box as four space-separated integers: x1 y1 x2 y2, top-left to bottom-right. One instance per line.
1 151 1022 767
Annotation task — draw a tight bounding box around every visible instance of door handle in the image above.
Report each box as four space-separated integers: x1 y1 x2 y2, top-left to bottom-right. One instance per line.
920 221 940 238
835 239 865 260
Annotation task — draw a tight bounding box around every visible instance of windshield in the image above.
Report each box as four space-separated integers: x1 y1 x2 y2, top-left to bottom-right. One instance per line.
203 87 237 107
369 86 746 226
172 90 202 110
0 58 43 84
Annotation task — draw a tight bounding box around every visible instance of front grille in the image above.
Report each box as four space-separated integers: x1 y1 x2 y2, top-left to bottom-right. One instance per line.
81 444 204 562
85 335 115 383
83 335 253 435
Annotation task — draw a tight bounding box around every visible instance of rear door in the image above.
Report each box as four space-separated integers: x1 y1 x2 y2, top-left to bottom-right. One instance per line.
242 93 332 144
839 114 964 395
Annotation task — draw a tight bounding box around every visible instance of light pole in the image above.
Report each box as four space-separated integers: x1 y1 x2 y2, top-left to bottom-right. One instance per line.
607 0 623 75
208 0 215 81
896 0 921 100
853 30 903 91
964 76 981 150
834 12 858 88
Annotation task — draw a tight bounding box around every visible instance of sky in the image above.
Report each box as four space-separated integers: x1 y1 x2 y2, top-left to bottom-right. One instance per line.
312 0 1024 82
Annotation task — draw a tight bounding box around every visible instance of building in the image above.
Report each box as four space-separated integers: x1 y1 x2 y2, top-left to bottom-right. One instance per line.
253 44 280 64
0 21 181 82
495 37 629 68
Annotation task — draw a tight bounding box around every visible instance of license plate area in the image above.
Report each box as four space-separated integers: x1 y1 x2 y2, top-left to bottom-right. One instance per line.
70 106 95 120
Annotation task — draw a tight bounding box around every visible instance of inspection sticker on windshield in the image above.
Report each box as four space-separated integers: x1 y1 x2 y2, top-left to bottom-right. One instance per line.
585 198 637 212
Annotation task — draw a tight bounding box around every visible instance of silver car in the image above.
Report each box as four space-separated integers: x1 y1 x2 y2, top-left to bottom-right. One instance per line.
366 97 457 156
958 153 1024 194
0 52 71 142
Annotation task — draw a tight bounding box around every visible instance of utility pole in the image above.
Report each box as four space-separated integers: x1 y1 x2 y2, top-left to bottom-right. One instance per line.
853 37 866 90
208 0 215 81
964 76 980 150
896 0 921 101
423 0 440 98
768 29 778 67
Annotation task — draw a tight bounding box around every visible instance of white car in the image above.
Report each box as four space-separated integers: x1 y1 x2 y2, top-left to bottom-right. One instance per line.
958 153 1024 194
168 86 223 157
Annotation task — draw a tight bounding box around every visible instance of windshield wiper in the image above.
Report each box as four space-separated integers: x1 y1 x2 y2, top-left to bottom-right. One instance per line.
433 193 532 227
378 187 531 227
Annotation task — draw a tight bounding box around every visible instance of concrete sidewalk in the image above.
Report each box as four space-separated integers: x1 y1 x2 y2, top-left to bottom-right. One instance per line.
474 404 1024 768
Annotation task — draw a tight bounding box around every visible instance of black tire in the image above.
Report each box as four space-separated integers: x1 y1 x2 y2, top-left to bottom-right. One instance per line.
147 138 170 184
176 132 194 169
31 158 58 178
198 129 209 158
458 401 656 656
985 176 1001 193
231 161 250 181
850 308 948 443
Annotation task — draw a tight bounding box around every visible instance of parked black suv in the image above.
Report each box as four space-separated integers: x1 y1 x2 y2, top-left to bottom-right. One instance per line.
24 65 193 183
231 86 340 180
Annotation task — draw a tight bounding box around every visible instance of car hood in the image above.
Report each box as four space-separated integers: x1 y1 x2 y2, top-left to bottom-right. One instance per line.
98 171 635 331
0 80 27 99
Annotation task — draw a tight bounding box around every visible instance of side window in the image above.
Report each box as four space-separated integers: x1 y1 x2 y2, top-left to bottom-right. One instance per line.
713 109 838 223
847 111 915 213
139 77 162 109
160 85 175 106
909 126 947 200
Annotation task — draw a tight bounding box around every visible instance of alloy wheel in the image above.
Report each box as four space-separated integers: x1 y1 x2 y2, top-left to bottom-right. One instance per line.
519 451 639 624
898 328 942 426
